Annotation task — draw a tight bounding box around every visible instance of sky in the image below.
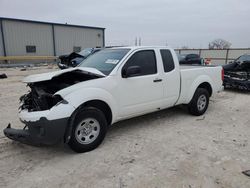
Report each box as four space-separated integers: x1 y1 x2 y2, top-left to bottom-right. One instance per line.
0 0 250 48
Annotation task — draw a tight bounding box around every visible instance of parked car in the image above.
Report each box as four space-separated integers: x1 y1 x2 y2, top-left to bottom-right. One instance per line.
57 48 102 69
4 46 223 153
223 54 250 90
177 53 204 65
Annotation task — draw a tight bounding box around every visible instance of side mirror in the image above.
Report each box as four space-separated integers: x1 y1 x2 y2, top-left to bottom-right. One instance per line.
122 66 141 78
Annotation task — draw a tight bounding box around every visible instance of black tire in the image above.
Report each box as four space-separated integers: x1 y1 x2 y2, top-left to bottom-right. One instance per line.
68 107 108 153
188 88 209 116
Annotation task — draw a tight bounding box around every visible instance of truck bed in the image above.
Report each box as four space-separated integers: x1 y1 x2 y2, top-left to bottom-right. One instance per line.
180 65 216 70
177 65 223 105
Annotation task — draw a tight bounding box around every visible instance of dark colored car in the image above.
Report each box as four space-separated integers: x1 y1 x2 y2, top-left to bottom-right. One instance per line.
223 54 250 91
58 48 102 69
177 53 203 65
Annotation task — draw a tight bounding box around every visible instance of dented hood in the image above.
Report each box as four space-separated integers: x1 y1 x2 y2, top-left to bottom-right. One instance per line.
23 67 105 83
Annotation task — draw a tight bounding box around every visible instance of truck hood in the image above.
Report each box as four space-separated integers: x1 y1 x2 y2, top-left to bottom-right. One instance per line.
23 67 105 83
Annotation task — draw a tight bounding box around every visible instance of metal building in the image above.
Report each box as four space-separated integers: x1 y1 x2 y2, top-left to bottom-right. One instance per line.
0 17 105 57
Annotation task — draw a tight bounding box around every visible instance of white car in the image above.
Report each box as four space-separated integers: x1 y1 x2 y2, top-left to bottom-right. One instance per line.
4 46 224 153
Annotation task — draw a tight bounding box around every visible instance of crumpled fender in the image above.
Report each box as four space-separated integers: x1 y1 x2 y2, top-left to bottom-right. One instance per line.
19 102 75 122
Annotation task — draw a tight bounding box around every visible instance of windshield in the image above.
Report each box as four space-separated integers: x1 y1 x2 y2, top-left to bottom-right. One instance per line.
78 48 93 57
78 49 130 75
236 55 250 62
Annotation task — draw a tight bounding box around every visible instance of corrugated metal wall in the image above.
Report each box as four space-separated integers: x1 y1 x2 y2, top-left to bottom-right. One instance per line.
54 25 103 55
0 21 4 56
2 20 54 56
0 18 105 59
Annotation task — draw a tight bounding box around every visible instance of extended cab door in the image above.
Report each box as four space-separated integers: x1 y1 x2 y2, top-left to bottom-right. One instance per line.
159 49 180 107
117 50 164 118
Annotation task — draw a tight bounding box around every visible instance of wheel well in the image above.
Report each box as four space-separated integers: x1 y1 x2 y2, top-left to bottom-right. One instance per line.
84 100 112 125
64 100 112 143
198 82 212 97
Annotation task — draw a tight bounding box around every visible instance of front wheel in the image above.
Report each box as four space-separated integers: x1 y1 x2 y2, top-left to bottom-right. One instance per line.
68 107 108 153
188 88 209 116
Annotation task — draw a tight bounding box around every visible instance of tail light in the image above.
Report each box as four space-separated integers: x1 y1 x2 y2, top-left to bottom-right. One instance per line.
221 68 224 81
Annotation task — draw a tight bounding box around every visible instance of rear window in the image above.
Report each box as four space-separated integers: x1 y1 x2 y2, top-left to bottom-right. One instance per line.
237 55 250 62
160 50 175 72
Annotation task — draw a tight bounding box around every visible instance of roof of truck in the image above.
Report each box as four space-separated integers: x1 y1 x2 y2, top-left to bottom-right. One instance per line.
112 46 171 50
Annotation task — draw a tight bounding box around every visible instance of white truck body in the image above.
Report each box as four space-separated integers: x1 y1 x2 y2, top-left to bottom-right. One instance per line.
4 46 224 151
23 46 223 123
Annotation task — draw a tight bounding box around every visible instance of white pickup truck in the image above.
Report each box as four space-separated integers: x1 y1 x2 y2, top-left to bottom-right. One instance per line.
4 46 223 153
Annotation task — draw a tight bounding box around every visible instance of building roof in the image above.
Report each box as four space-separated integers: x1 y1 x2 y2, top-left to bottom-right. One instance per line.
0 17 105 30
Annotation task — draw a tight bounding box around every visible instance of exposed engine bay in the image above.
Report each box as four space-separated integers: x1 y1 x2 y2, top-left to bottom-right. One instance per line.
20 69 103 111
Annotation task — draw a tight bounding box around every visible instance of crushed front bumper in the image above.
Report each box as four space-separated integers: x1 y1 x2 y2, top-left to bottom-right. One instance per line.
4 117 69 145
3 100 75 145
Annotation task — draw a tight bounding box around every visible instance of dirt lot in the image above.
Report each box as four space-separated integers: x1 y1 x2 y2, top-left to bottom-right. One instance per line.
0 67 250 188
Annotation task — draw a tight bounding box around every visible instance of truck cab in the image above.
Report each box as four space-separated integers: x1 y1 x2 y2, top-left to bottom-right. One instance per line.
112 47 180 119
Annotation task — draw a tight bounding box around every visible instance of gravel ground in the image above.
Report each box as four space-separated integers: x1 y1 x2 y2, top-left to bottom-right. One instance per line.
0 67 250 188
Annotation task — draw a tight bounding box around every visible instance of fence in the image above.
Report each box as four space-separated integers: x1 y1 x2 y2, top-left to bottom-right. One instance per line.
175 48 250 65
1 48 250 66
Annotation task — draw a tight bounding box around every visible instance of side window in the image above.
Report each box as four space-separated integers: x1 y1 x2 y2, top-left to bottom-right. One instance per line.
160 50 175 72
123 50 157 77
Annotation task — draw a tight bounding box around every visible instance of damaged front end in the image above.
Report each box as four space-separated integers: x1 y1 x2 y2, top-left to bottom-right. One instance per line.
19 85 65 112
4 68 104 145
4 117 70 146
223 55 250 91
224 71 250 91
223 60 250 91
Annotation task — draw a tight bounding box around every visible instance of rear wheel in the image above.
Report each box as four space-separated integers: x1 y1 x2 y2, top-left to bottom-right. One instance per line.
68 107 107 153
188 88 209 116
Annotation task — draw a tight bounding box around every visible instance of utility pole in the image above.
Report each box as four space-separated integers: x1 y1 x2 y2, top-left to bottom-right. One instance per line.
135 37 137 46
139 37 141 46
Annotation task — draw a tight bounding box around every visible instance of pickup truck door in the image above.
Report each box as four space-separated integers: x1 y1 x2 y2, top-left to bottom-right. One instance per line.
159 49 180 107
117 50 164 118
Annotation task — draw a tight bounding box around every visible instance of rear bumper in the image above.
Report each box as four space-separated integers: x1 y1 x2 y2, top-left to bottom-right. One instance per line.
4 117 69 145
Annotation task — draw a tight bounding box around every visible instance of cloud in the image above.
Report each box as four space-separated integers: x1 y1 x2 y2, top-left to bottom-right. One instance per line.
1 0 250 48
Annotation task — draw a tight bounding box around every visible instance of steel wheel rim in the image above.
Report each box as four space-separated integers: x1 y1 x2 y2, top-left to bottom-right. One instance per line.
75 118 100 144
197 94 207 111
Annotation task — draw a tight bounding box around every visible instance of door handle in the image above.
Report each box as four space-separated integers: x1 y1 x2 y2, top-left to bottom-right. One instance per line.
153 78 162 83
